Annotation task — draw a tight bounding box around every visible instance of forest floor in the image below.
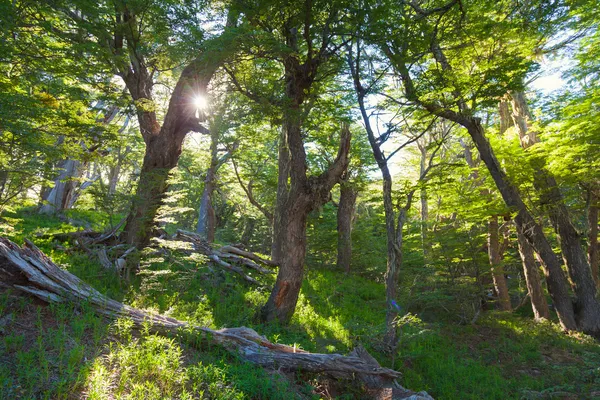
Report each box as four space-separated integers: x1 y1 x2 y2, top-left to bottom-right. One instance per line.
0 207 599 399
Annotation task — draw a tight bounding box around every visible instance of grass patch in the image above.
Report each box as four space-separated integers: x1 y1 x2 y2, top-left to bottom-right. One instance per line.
0 208 599 399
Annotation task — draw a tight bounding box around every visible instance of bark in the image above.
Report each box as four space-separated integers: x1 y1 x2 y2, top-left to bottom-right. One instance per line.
107 162 121 196
509 91 537 147
543 182 600 333
196 176 216 240
347 44 403 344
121 145 176 248
488 216 511 311
509 91 600 334
465 118 577 331
271 127 291 263
175 230 273 284
337 182 358 273
498 98 514 135
196 123 229 241
0 237 424 391
418 143 432 262
218 244 278 268
517 230 550 320
498 97 549 319
589 192 599 288
0 170 8 199
120 62 218 248
262 192 311 321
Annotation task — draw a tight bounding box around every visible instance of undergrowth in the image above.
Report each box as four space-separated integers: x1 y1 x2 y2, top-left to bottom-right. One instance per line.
0 208 599 399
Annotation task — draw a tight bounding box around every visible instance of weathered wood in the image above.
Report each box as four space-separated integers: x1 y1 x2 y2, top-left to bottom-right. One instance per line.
0 237 425 391
350 346 434 400
175 230 274 283
207 253 262 285
97 248 113 269
218 245 278 267
215 250 274 275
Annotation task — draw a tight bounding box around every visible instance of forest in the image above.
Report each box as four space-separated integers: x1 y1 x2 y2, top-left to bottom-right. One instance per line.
0 0 599 398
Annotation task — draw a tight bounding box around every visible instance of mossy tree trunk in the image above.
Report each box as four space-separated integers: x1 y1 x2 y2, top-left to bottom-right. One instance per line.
118 8 238 248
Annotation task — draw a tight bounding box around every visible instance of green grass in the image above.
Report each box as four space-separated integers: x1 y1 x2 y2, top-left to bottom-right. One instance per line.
0 207 599 399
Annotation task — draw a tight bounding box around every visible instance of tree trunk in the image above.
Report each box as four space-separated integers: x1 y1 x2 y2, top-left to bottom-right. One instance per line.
121 65 220 248
39 159 83 214
240 217 256 246
517 230 550 320
360 96 401 339
260 118 351 323
196 173 215 239
119 9 240 249
510 91 537 147
0 170 8 199
488 216 511 311
498 98 514 135
463 117 577 331
196 127 219 240
510 91 600 334
348 51 402 343
589 192 599 288
108 162 121 196
337 182 358 273
121 145 176 248
418 144 432 262
498 95 549 320
543 181 600 333
271 127 290 263
261 193 311 323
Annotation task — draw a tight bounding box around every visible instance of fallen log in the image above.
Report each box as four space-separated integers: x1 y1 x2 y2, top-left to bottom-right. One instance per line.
174 230 273 283
50 219 130 271
206 253 262 285
218 245 278 268
213 249 274 275
0 237 432 399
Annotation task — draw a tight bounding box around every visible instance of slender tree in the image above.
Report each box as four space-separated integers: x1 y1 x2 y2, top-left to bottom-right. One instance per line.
336 176 358 273
377 0 600 334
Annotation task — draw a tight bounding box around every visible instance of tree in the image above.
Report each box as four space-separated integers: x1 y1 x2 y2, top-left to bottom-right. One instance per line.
224 0 355 323
375 0 600 334
39 1 244 248
0 1 118 215
336 176 358 273
347 38 450 342
195 101 236 242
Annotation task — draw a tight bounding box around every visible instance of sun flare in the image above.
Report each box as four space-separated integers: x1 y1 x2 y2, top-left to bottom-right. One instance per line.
192 95 208 109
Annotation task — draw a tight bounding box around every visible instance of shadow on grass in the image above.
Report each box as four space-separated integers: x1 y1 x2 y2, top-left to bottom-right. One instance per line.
0 291 309 400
